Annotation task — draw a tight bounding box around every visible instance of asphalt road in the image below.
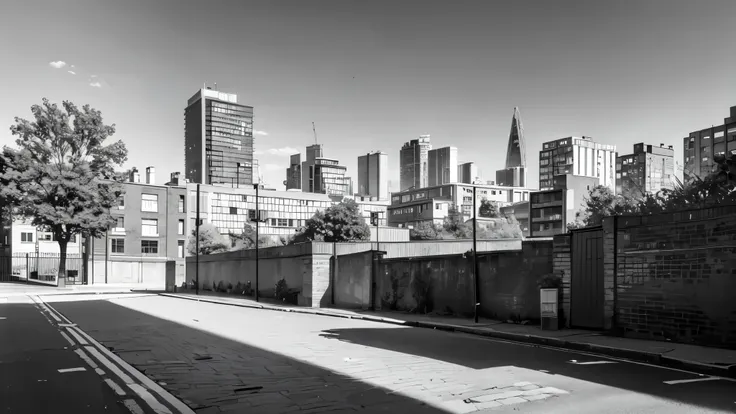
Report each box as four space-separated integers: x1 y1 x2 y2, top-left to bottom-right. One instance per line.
0 298 130 413
46 294 736 413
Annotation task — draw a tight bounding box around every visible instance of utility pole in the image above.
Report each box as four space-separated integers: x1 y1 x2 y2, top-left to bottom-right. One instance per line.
473 186 480 323
254 183 260 303
195 184 200 295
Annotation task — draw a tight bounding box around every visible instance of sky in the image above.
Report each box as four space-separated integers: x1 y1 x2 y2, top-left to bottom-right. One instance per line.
1 0 735 191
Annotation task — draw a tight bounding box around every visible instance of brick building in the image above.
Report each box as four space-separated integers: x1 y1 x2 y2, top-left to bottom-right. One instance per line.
682 105 736 182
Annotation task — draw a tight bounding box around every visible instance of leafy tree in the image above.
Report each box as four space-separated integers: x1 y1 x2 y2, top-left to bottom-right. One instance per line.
409 221 444 240
443 205 472 239
574 185 638 227
228 223 270 250
0 99 127 283
293 199 370 242
187 223 229 255
478 199 500 218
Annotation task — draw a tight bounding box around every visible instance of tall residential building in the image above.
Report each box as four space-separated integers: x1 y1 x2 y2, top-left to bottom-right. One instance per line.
539 136 617 193
428 146 458 187
285 154 301 190
184 86 254 186
529 174 599 237
399 135 432 191
357 151 389 200
301 144 352 197
616 143 674 199
683 105 736 183
496 107 528 187
458 162 479 184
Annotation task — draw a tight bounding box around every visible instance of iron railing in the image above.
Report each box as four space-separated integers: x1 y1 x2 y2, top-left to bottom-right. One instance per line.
0 253 85 285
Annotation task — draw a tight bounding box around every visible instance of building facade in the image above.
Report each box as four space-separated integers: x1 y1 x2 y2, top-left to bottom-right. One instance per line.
496 166 526 187
285 153 301 190
539 136 617 193
529 174 599 237
357 151 389 200
457 162 479 184
301 144 352 197
185 183 335 244
499 201 529 237
387 183 533 228
399 135 432 191
616 143 674 198
683 105 736 183
184 87 255 186
428 146 458 187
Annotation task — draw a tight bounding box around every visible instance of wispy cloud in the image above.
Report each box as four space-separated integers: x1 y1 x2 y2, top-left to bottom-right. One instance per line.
49 61 67 69
254 146 300 156
89 81 102 88
67 71 76 75
253 130 268 136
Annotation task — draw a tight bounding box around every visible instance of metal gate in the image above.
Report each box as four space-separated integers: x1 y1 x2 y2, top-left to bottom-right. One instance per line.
571 227 605 329
0 253 86 285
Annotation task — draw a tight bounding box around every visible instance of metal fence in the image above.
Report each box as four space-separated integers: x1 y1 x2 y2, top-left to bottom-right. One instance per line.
0 253 85 285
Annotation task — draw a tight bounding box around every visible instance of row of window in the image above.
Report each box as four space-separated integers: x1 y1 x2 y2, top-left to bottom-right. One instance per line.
118 194 186 214
110 239 185 257
20 232 78 243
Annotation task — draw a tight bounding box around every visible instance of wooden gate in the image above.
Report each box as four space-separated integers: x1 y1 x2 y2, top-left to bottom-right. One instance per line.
571 227 605 329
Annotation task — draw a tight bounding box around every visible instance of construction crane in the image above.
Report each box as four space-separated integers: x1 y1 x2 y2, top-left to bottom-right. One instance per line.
312 122 318 145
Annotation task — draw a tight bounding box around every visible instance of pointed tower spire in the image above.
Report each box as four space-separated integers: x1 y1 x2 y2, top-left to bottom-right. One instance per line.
505 107 526 169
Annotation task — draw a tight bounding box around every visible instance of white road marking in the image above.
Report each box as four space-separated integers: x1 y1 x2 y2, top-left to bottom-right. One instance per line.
74 348 99 369
664 377 723 385
66 327 88 345
95 368 106 376
58 367 86 373
58 323 77 328
84 344 135 385
569 360 618 365
0 317 6 320
59 331 75 347
104 378 126 396
128 383 173 414
123 399 145 414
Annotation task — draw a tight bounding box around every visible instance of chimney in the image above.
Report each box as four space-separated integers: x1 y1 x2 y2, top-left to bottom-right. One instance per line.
169 172 180 186
145 167 155 185
660 143 664 147
129 167 140 183
668 145 673 150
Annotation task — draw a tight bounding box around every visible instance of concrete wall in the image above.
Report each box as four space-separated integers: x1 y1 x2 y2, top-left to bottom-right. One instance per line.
371 240 553 319
89 256 171 289
612 206 736 348
333 251 374 309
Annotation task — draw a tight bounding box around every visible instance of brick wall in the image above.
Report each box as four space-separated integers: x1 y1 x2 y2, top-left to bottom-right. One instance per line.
602 218 616 330
552 234 571 327
614 204 736 348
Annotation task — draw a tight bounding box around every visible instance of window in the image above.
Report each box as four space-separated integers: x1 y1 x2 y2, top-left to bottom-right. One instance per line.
142 194 158 212
111 239 124 254
70 235 77 244
141 240 158 254
21 232 33 242
178 240 185 258
118 195 125 209
178 195 185 213
178 219 185 235
229 207 237 215
114 216 124 230
141 219 158 236
277 219 288 227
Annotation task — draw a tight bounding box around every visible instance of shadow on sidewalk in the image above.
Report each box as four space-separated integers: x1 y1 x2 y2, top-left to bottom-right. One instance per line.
319 326 736 412
48 299 448 413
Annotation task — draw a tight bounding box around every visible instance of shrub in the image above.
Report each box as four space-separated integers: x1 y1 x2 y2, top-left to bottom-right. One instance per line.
274 279 288 301
538 272 563 289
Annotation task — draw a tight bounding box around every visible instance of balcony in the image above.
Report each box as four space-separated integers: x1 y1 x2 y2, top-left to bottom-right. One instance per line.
531 214 563 223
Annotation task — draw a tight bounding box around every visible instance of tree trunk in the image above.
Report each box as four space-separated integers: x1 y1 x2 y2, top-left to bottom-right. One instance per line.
58 240 67 288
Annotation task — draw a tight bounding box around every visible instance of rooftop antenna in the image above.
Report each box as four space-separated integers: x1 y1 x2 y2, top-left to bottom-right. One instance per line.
312 122 318 145
214 82 217 91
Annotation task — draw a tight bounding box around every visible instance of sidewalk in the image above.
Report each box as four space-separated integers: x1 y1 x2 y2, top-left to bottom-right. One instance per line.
0 282 161 298
160 290 736 380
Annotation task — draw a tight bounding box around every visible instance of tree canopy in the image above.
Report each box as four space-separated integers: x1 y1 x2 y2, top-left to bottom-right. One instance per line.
293 198 370 243
187 223 229 255
478 199 500 218
571 153 736 228
229 223 271 250
409 221 444 240
0 99 128 280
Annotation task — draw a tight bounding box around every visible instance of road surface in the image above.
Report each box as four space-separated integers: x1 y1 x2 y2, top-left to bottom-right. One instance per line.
40 293 736 413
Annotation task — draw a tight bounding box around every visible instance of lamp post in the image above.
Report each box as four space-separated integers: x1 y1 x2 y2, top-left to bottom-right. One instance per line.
473 186 480 323
253 183 260 303
195 183 200 296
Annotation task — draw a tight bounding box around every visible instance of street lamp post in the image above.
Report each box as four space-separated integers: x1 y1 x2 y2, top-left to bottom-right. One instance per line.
253 183 260 303
473 186 480 323
195 183 200 296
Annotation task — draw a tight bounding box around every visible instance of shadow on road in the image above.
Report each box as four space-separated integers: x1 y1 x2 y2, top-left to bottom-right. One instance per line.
47 298 448 413
319 326 736 412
